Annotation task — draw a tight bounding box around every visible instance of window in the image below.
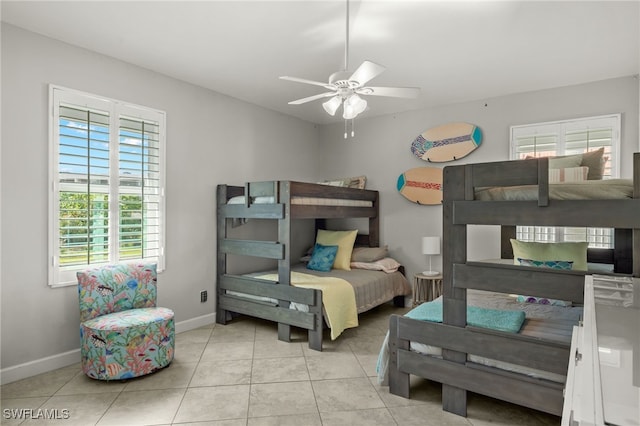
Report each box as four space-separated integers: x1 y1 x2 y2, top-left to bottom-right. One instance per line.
510 114 620 249
49 86 166 287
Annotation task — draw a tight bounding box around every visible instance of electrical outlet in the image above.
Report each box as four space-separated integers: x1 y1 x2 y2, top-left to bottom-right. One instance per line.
200 290 207 303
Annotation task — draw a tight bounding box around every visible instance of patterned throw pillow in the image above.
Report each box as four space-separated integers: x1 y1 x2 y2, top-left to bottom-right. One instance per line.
515 295 571 307
516 257 573 306
517 258 574 269
510 239 588 271
306 243 339 272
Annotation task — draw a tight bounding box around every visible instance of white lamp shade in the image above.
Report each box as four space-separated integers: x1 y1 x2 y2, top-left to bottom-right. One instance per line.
422 236 440 255
322 96 342 116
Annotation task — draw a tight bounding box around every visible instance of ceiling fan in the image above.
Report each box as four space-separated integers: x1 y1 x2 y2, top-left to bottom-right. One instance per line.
280 0 420 131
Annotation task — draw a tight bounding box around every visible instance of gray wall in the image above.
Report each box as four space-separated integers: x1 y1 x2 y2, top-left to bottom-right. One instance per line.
0 24 322 380
319 76 639 281
1 23 638 382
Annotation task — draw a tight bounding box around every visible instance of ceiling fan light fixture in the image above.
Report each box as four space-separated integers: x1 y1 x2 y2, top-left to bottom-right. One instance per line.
342 104 355 120
322 96 342 116
342 94 366 119
350 94 367 114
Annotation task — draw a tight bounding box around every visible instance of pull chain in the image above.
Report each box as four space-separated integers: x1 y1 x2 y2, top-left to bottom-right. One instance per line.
344 119 356 139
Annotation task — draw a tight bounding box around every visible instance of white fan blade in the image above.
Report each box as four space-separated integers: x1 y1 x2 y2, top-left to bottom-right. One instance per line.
288 92 337 105
349 60 386 86
358 86 421 98
280 76 334 89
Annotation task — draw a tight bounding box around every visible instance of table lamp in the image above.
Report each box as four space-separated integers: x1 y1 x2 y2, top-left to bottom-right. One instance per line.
422 236 440 276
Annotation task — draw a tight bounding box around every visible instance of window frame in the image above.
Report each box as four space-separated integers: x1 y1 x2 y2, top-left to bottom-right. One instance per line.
509 113 621 249
48 85 166 287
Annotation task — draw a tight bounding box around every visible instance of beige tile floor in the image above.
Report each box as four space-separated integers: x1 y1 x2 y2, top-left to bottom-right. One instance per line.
1 303 561 425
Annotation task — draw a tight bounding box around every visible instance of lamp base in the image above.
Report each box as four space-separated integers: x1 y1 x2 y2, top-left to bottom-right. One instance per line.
421 270 440 276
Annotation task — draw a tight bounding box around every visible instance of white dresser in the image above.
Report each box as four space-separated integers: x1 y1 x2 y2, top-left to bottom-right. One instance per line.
562 275 640 426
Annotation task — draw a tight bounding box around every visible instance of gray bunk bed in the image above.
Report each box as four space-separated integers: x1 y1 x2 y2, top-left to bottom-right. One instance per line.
216 180 406 351
388 152 640 417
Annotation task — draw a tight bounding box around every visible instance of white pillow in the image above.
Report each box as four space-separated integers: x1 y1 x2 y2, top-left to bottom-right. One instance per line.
350 257 402 273
549 166 589 183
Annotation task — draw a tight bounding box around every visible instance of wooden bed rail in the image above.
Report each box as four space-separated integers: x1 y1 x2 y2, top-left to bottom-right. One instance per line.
242 180 379 202
388 315 567 416
453 262 585 303
462 157 550 206
391 315 571 376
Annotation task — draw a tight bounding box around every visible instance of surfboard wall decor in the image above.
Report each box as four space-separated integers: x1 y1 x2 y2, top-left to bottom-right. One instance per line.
410 122 482 163
397 167 443 205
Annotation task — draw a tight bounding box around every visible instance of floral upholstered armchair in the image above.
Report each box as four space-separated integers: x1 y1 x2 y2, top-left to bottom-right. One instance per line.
77 263 175 380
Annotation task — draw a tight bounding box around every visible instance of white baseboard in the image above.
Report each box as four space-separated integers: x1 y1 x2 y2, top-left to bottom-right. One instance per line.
0 349 81 385
175 312 216 333
0 312 217 385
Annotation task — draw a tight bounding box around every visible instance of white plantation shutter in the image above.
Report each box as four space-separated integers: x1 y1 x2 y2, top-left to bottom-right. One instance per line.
512 123 559 159
118 115 162 262
510 114 620 249
49 86 166 287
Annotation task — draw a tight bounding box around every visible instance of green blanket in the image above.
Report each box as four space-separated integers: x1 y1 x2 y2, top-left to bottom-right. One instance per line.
407 300 525 333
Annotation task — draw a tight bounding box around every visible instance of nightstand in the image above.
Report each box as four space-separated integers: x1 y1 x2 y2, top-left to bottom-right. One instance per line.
413 273 443 306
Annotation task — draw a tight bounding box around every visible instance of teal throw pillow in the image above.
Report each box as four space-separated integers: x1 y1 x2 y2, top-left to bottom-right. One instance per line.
307 243 339 272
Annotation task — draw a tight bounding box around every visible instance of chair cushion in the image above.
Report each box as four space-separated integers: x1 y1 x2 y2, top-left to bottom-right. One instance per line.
78 263 158 322
82 307 174 330
80 307 175 380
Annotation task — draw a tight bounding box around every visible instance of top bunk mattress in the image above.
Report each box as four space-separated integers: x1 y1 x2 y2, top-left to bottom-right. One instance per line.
227 195 373 207
474 179 633 201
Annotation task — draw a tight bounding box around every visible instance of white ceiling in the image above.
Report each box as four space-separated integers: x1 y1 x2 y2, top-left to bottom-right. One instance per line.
3 0 639 124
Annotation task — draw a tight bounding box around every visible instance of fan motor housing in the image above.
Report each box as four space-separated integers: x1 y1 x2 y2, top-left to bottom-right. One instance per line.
329 70 361 88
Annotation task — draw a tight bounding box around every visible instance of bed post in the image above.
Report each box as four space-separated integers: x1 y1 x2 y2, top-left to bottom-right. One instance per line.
277 181 292 343
369 191 380 247
500 226 516 259
308 289 323 351
216 185 229 325
633 152 639 277
388 315 410 397
441 164 469 416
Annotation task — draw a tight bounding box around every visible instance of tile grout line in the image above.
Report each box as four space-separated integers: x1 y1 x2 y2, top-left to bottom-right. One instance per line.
168 325 215 425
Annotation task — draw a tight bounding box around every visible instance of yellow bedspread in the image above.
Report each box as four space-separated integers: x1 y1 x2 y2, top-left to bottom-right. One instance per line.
256 272 358 340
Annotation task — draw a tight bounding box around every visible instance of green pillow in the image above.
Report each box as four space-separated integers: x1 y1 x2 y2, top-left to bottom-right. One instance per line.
510 239 588 271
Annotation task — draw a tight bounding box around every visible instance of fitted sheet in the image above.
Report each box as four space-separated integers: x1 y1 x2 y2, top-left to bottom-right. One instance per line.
474 179 633 201
231 264 411 314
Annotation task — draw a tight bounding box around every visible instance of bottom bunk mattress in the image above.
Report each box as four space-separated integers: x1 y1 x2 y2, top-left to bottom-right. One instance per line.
225 264 412 338
377 289 583 385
